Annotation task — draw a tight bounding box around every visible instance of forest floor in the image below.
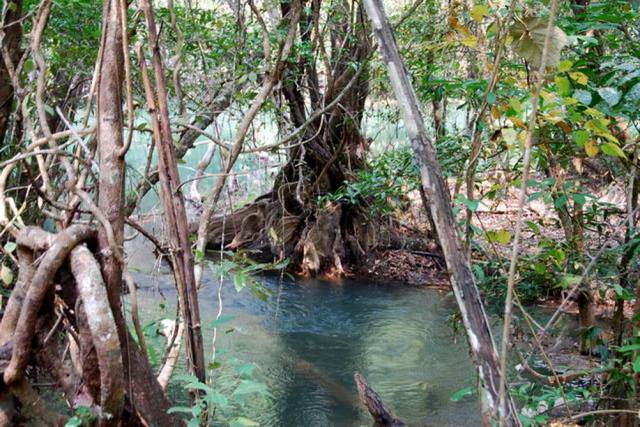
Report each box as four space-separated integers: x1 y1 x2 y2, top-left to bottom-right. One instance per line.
353 177 633 318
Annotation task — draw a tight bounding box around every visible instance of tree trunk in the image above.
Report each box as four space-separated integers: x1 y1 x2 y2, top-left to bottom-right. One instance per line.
0 0 23 144
362 1 521 425
204 0 380 277
96 0 179 424
137 0 206 382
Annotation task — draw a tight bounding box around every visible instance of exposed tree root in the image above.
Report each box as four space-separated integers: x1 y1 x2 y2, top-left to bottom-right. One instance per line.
70 244 124 421
4 224 96 385
0 225 179 426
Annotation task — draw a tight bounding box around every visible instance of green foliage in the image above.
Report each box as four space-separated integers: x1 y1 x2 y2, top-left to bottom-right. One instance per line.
317 148 419 218
207 250 288 299
65 406 96 427
509 16 568 68
169 356 270 426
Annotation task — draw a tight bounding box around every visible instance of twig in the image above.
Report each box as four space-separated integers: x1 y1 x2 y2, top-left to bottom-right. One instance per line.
498 0 561 421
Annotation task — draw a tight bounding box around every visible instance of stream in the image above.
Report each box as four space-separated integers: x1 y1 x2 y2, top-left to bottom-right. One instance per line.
129 239 481 426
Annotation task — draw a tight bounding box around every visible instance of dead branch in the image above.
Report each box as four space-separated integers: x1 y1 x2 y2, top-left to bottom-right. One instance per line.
354 372 406 426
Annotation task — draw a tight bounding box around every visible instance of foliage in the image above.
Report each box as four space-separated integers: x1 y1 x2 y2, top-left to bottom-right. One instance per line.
317 148 420 218
169 359 270 427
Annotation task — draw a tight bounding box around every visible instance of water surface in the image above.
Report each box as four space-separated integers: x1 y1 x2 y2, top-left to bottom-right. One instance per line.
132 264 481 426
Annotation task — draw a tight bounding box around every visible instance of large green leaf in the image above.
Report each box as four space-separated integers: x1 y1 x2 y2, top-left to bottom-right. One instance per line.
597 87 622 106
509 16 568 68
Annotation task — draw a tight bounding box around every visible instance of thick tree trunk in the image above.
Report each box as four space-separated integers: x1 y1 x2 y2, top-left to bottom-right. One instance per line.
361 1 521 425
95 0 127 422
205 0 379 277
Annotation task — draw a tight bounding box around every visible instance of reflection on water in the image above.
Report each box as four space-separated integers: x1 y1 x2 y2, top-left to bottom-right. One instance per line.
132 265 481 426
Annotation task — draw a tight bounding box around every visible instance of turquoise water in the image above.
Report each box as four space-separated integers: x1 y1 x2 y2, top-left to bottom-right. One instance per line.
131 250 481 426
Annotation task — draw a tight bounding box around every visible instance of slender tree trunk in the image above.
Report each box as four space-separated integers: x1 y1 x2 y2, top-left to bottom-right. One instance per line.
138 0 206 382
0 0 22 144
95 0 126 421
362 1 521 425
96 0 179 424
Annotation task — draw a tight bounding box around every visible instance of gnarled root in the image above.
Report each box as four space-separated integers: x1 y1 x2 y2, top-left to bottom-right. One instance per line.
70 244 125 422
0 225 180 426
4 225 96 385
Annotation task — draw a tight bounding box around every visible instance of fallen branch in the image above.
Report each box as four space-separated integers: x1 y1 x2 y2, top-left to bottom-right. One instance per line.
354 372 406 427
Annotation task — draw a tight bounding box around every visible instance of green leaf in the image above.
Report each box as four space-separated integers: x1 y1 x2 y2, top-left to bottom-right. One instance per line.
627 82 640 102
3 242 16 254
207 392 229 407
573 89 592 106
0 264 13 286
619 343 640 353
509 17 568 68
573 130 590 146
571 193 587 205
558 274 582 289
236 362 258 377
234 271 248 292
555 76 571 96
633 357 640 373
600 142 626 158
569 71 589 85
450 386 474 402
470 5 491 22
558 59 573 72
597 87 622 107
65 417 82 427
486 229 512 245
526 220 541 234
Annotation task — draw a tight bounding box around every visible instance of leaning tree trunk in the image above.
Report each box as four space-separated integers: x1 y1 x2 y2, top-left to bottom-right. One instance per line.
205 0 378 277
361 0 521 425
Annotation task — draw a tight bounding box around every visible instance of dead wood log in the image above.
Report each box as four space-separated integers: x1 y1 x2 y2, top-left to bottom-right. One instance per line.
4 225 95 386
354 372 406 427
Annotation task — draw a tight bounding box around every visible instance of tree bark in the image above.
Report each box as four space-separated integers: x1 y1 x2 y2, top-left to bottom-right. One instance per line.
0 0 22 144
137 0 206 382
361 1 521 425
96 0 180 424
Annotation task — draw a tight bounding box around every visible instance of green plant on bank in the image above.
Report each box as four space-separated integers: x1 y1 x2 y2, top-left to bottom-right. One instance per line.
168 358 270 427
163 252 287 425
317 148 420 218
513 381 589 426
64 406 96 427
